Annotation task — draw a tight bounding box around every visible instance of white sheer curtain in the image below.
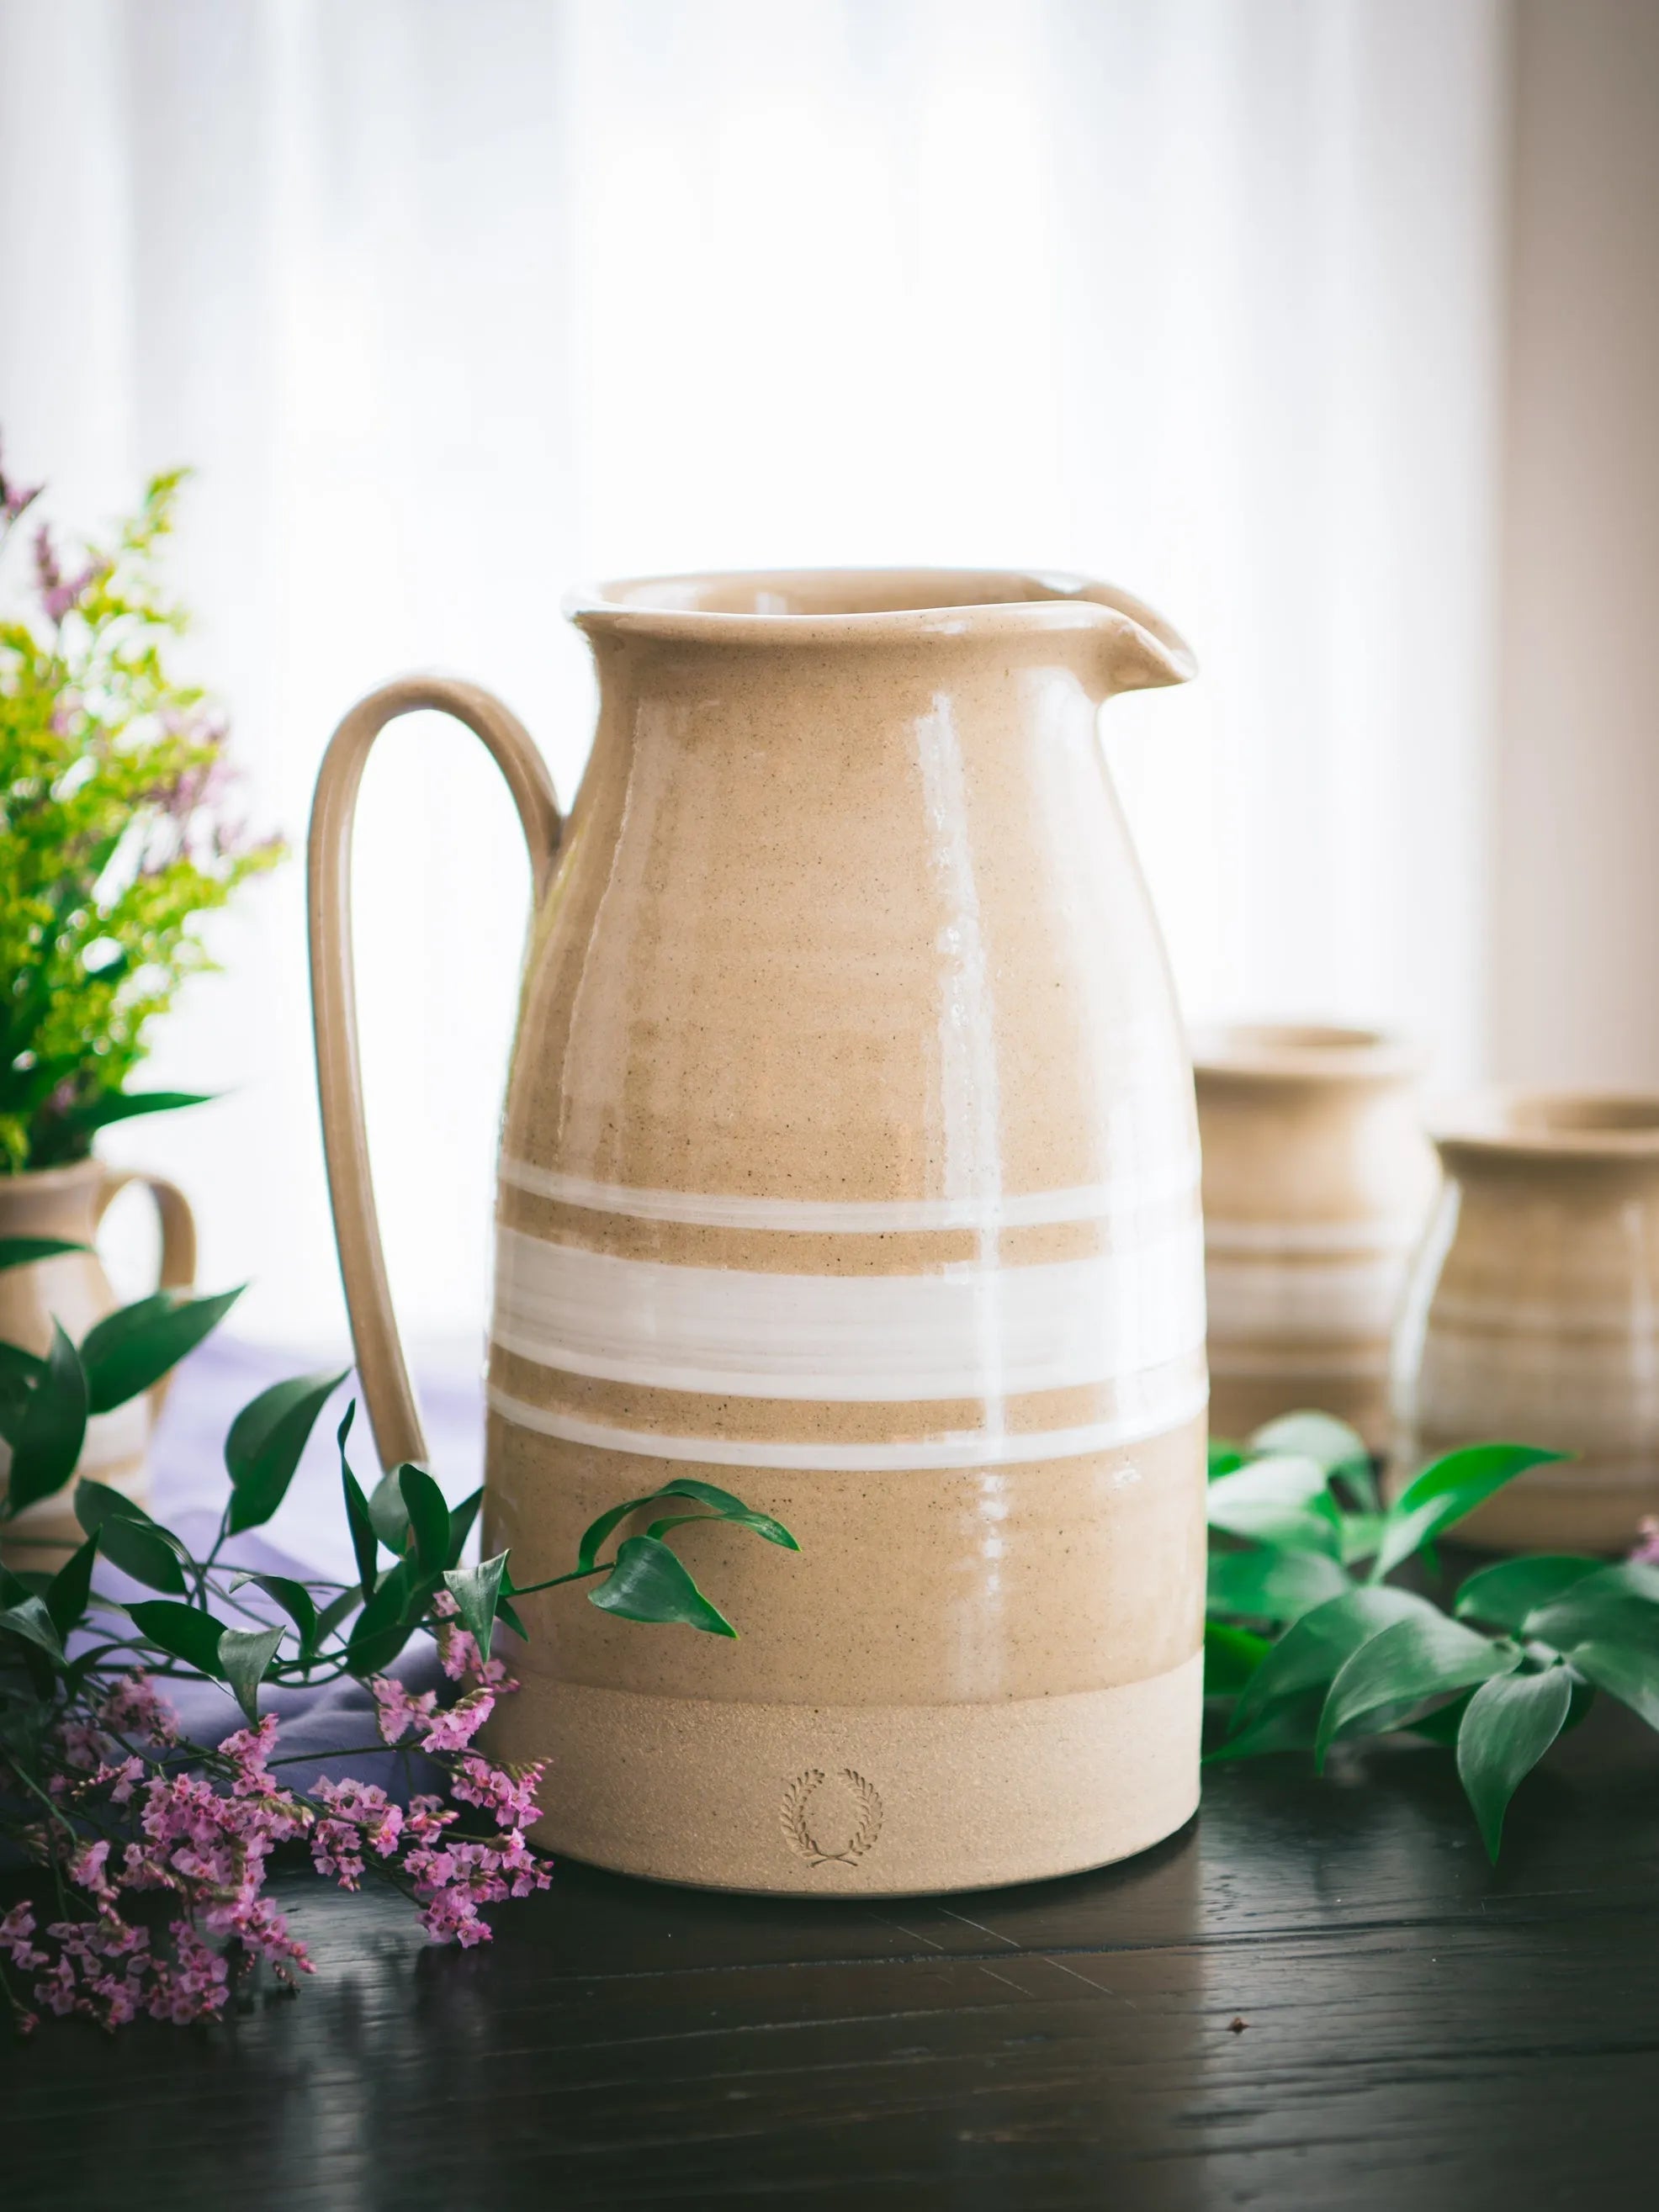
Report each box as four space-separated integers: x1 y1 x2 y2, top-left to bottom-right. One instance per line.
0 0 1507 1352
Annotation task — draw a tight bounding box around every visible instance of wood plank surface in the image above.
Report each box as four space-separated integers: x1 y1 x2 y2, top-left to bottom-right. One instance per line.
5 1698 1656 2209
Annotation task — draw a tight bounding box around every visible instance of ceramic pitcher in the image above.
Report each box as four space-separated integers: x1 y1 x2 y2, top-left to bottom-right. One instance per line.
1391 1091 1659 1552
1193 1024 1436 1450
310 569 1205 1895
0 1161 196 1553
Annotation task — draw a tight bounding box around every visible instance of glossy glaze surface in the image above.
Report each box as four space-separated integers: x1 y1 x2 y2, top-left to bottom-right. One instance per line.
311 569 1204 1892
1392 1091 1659 1549
1193 1024 1436 1447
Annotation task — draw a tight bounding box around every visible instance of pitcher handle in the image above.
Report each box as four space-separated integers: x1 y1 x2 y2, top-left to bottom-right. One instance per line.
308 677 562 1472
95 1168 198 1419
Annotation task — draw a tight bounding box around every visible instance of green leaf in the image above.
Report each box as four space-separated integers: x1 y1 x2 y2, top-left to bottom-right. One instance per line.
1316 1612 1519 1765
1561 1640 1659 1728
72 1481 188 1595
0 1236 89 1272
1250 1410 1365 1468
1250 1411 1380 1512
1207 1438 1246 1479
337 1405 379 1599
588 1534 738 1637
3 1322 87 1515
0 1593 66 1664
220 1624 284 1723
648 1477 799 1551
126 1599 228 1676
1406 1688 1476 1745
398 1463 451 1575
1372 1443 1569 1581
1454 1554 1605 1634
1206 1456 1342 1556
234 1572 319 1656
1523 1562 1659 1658
576 1492 655 1572
368 1468 412 1556
446 1487 484 1567
0 1341 45 1448
1207 1545 1351 1622
347 1568 418 1677
496 1592 527 1641
61 1090 212 1136
80 1284 244 1413
313 1585 363 1646
44 1532 100 1640
1456 1664 1573 1860
1204 1619 1271 1698
1205 1690 1327 1763
443 1551 507 1654
224 1368 347 1533
1230 1585 1435 1737
1338 1511 1384 1566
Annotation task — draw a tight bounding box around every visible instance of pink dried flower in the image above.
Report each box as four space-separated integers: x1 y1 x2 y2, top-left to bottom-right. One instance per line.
1630 1517 1659 1566
93 1756 146 1804
310 1776 405 1892
219 1713 281 1796
370 1675 437 1745
419 1686 496 1752
451 1753 546 1831
1 1904 47 1973
32 521 103 624
98 1671 180 1747
66 1839 117 1906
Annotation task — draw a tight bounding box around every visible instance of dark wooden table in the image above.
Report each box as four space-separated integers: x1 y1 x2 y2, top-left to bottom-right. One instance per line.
5 1693 1657 2209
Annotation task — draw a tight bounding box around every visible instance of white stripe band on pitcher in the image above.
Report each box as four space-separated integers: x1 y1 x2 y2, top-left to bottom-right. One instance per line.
491 1223 1206 1400
497 1155 1200 1234
485 1378 1210 1471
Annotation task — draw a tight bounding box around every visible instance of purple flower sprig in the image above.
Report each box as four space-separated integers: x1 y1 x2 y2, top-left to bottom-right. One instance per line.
1 1627 551 2035
0 1295 799 2038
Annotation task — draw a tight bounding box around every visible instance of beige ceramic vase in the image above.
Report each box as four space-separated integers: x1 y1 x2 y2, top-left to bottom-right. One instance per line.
1193 1025 1437 1450
0 1160 196 1553
1391 1092 1659 1551
310 568 1206 1897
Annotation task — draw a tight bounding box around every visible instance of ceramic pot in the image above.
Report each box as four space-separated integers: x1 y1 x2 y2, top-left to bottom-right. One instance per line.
0 1160 196 1553
310 569 1206 1897
1193 1024 1437 1450
1391 1091 1659 1551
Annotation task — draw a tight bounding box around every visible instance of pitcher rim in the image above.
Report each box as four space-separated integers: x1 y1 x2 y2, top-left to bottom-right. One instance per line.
564 566 1196 675
1432 1087 1659 1164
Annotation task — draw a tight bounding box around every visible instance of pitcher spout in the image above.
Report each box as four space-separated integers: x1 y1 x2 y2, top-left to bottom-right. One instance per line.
1027 573 1198 697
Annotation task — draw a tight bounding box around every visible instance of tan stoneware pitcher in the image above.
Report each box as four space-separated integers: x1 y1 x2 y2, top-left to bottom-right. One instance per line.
1192 1024 1436 1450
1391 1091 1659 1552
0 1161 196 1554
309 568 1205 1896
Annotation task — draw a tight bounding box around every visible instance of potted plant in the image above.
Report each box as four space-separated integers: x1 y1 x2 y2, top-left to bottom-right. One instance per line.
0 439 280 1543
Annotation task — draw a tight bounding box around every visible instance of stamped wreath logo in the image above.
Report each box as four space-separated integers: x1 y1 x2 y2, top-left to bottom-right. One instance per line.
780 1768 884 1866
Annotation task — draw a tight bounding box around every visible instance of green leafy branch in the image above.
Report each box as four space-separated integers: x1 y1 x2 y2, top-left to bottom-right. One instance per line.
1205 1410 1658 1858
0 1266 797 1754
0 449 282 1172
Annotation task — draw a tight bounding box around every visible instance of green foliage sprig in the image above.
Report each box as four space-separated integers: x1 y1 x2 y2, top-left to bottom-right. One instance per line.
1206 1411 1659 1858
0 440 282 1171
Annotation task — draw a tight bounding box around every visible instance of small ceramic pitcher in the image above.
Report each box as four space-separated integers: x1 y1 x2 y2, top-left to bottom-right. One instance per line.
1193 1024 1437 1449
1391 1092 1659 1551
0 1160 195 1553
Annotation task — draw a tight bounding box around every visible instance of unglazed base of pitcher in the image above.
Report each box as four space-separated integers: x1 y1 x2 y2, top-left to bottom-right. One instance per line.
487 1651 1201 1896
